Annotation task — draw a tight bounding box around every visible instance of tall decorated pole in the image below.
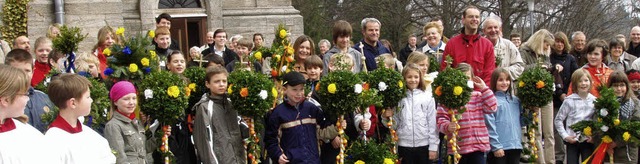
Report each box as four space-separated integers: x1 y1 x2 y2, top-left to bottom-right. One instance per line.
516 58 554 163
432 57 472 164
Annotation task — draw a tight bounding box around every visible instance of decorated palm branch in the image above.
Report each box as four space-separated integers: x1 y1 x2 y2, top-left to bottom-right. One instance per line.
516 65 554 163
103 28 159 86
52 25 87 73
346 138 397 164
570 87 640 164
432 57 472 163
138 71 188 163
227 70 276 164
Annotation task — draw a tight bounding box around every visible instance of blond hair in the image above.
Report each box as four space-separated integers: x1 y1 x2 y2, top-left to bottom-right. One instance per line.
75 52 100 73
0 65 29 104
523 29 555 56
406 51 429 65
376 53 396 68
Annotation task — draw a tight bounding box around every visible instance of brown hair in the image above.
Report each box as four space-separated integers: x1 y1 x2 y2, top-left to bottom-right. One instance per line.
0 65 29 104
462 5 480 18
304 55 323 70
553 32 571 54
570 69 592 94
332 20 353 44
213 29 226 39
402 63 426 91
293 35 316 61
205 65 228 83
155 27 171 37
236 38 253 50
586 39 609 60
203 53 224 67
457 63 474 77
48 73 92 109
608 70 635 101
490 68 512 93
5 49 33 66
92 26 120 51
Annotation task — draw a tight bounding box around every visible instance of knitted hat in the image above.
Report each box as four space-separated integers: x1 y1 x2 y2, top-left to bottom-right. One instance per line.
110 81 137 102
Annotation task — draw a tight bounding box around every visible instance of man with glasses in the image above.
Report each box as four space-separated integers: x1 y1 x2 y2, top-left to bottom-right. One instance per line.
201 29 238 65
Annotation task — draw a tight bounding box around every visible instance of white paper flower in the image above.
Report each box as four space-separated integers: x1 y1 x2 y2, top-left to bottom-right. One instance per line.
601 125 609 132
467 80 474 89
44 77 51 86
378 82 388 91
259 90 268 100
144 89 154 99
354 84 363 94
600 109 608 117
281 66 287 72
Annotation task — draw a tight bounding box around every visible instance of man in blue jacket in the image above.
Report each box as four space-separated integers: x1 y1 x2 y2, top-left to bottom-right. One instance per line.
353 18 391 71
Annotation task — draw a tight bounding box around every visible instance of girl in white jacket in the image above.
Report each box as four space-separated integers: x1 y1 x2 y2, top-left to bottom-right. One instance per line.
384 64 438 164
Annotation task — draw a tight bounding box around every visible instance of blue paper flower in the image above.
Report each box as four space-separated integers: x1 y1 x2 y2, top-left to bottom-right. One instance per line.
104 68 114 76
143 67 151 73
123 46 132 55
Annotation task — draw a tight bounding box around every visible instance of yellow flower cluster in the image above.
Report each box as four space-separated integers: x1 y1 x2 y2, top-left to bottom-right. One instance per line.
384 158 394 164
453 86 463 96
116 27 125 36
167 86 180 98
148 30 155 38
188 83 196 90
129 63 138 73
398 81 404 88
103 48 111 56
279 29 287 39
271 87 278 98
518 81 525 87
624 132 631 141
141 58 150 67
254 51 262 59
583 126 592 136
150 50 157 59
328 83 337 94
614 119 620 126
354 160 365 164
602 135 613 143
228 84 234 94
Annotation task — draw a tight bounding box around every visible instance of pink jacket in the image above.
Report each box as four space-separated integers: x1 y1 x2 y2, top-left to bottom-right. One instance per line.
436 88 497 155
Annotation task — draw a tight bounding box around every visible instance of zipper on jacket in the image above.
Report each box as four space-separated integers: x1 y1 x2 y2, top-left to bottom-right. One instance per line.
410 90 415 147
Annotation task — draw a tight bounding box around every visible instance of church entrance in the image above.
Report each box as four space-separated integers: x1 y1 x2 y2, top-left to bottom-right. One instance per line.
170 17 206 54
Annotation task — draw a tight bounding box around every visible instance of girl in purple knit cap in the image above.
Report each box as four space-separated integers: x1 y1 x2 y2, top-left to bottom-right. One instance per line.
104 81 148 163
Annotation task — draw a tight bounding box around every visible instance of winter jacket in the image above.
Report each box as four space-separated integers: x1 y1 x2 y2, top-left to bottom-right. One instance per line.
399 44 417 65
265 100 328 163
26 87 54 133
567 64 613 97
571 48 588 67
201 44 237 65
322 46 363 75
627 42 640 58
437 88 497 154
550 52 580 108
393 89 438 150
606 52 637 72
353 40 391 71
104 112 147 164
441 33 495 85
554 93 596 140
610 98 640 163
192 93 246 164
492 38 524 80
519 45 552 71
484 91 522 152
31 61 51 87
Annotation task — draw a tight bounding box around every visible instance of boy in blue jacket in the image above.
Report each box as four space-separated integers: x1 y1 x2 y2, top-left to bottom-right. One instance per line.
265 71 327 163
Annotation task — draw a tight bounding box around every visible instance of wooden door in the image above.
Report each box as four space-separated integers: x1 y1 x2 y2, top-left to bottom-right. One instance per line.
170 17 206 55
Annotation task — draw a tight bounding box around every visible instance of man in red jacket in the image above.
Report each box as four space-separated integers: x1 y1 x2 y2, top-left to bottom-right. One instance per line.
440 6 495 86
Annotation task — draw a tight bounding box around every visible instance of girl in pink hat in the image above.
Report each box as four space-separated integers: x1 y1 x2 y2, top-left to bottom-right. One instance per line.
104 81 148 163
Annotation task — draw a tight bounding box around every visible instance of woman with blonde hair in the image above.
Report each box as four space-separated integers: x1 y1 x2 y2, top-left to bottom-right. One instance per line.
47 23 62 39
92 26 120 78
420 22 446 64
519 29 557 163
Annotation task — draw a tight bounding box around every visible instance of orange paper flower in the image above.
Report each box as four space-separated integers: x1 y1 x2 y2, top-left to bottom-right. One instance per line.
435 86 442 96
363 82 370 91
240 88 249 98
536 81 545 89
315 82 321 91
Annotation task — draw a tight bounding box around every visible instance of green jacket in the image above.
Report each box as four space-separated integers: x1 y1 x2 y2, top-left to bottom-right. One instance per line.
104 112 147 164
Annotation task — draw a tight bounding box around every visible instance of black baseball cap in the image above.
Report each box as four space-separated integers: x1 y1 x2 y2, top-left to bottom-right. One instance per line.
282 71 305 86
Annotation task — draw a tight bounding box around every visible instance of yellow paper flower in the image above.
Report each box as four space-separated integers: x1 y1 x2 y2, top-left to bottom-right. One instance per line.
279 29 287 39
271 87 278 98
518 81 525 87
398 81 404 88
624 132 631 141
583 126 592 136
228 84 233 94
188 83 196 90
254 51 262 59
148 30 155 38
327 83 337 94
116 27 125 36
602 135 613 143
384 158 394 164
453 86 463 96
150 50 157 58
286 46 294 55
354 160 365 164
614 119 620 126
274 54 281 62
598 118 602 122
167 86 180 98
103 48 111 56
536 81 545 89
141 58 150 67
129 63 139 73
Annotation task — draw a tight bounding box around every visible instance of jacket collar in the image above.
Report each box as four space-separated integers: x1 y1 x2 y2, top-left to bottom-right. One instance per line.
49 115 83 134
0 118 16 133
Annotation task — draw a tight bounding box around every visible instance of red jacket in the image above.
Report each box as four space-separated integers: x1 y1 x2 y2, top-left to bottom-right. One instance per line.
440 33 496 86
96 47 108 78
31 61 51 87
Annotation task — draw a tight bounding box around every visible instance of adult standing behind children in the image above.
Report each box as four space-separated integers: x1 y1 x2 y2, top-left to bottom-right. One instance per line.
353 18 390 71
440 6 495 85
104 81 147 164
200 29 237 65
193 66 246 164
45 74 115 163
0 65 48 163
